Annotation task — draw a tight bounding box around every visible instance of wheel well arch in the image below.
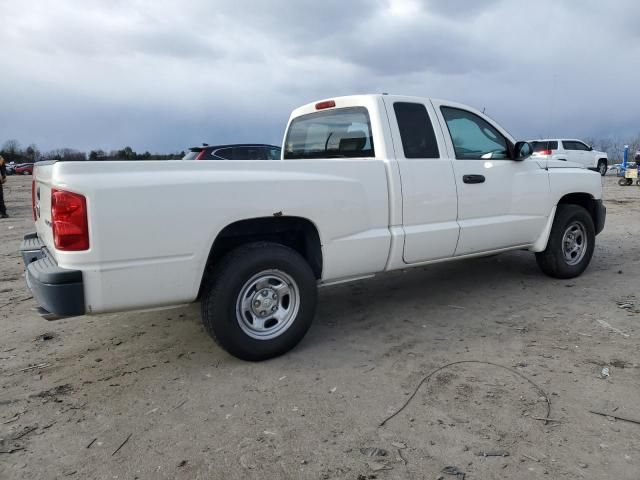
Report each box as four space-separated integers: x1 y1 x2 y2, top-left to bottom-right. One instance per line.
557 192 599 226
199 216 322 297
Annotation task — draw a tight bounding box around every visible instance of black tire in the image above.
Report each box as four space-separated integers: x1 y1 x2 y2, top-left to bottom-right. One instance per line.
628 178 634 186
535 205 595 279
618 177 629 186
597 160 607 176
200 242 317 361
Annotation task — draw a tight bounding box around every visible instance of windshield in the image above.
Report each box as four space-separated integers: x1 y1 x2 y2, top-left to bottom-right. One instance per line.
284 107 374 159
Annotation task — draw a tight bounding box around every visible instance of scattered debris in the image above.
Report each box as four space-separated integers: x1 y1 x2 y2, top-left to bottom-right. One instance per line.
2 411 25 424
530 416 561 423
595 319 630 337
601 367 610 378
86 438 97 449
610 359 632 368
19 362 51 372
589 410 640 426
522 454 540 462
32 384 73 398
0 446 25 454
379 360 551 427
35 332 57 342
396 448 407 465
11 425 38 441
111 433 132 456
368 461 393 471
391 442 406 449
360 447 388 457
441 465 466 479
476 450 509 457
172 399 188 410
177 460 187 467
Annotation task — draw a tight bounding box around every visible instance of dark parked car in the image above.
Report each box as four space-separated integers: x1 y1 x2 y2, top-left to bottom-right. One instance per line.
183 144 281 161
15 163 34 175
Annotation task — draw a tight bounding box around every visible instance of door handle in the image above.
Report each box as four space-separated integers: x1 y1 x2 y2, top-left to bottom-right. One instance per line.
462 174 485 184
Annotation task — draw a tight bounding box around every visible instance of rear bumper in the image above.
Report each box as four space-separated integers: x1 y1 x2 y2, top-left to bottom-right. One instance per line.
594 200 606 235
20 233 85 319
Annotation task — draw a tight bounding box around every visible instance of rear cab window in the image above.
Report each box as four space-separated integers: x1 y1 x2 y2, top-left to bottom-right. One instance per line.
284 107 374 159
393 102 439 158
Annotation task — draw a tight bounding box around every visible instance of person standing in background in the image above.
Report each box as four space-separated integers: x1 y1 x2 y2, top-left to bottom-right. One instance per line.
0 154 8 218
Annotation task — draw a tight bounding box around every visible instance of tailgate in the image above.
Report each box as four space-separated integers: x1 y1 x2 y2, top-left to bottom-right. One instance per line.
33 162 57 257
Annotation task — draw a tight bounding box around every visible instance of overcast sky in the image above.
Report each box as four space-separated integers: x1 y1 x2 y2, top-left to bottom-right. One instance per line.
1 0 638 153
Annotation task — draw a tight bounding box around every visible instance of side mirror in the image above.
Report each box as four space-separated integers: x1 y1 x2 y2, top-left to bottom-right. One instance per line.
588 146 593 151
513 141 533 161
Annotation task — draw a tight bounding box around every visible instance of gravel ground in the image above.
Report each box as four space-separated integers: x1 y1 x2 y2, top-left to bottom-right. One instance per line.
1 173 639 480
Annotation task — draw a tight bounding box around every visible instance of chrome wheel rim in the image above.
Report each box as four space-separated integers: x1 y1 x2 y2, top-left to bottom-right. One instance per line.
562 221 587 266
235 270 299 340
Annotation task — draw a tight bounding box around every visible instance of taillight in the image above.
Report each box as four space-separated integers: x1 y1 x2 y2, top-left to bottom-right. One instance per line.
315 100 336 110
195 150 206 160
31 180 37 220
536 149 552 156
51 189 89 251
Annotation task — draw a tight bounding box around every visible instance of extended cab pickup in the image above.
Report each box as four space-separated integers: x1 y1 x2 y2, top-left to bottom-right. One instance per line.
21 95 606 360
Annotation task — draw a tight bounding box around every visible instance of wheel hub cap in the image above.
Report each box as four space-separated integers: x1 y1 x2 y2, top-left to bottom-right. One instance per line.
236 270 300 340
250 288 278 317
562 221 587 266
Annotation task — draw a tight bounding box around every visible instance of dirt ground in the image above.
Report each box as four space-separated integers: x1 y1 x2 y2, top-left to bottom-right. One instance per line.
1 173 639 480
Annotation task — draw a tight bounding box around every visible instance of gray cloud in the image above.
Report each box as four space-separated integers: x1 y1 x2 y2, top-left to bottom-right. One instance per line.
0 0 638 153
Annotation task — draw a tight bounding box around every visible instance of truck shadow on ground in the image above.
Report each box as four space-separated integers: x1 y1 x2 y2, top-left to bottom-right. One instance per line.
295 249 590 361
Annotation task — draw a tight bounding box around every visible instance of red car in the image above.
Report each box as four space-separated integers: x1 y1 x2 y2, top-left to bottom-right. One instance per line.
15 163 34 175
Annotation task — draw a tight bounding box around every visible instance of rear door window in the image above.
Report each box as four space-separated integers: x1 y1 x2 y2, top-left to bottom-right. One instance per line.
213 148 234 159
233 147 268 160
284 107 374 159
183 149 202 160
267 147 281 160
393 102 439 158
563 141 577 150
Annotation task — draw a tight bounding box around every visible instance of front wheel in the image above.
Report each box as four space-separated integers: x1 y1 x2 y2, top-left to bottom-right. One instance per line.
200 242 317 361
535 205 595 279
597 160 607 176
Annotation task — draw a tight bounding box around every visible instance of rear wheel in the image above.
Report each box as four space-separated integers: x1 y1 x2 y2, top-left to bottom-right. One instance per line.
200 242 317 361
536 205 595 279
597 160 607 176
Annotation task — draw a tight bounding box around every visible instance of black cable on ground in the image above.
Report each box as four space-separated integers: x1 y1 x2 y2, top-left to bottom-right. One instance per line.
378 360 551 427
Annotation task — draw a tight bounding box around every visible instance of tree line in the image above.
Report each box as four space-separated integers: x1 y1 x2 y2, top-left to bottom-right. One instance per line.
0 139 185 163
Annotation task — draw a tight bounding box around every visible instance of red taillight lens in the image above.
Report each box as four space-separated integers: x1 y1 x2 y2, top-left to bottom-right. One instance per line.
51 189 89 251
195 150 206 160
31 180 37 220
315 100 336 110
536 149 552 156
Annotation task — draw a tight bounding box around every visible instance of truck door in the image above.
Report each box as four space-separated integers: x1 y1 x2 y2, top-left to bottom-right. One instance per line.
433 101 551 255
383 98 460 263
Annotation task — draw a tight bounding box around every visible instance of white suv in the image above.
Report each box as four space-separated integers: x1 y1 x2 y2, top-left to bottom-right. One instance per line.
530 139 608 176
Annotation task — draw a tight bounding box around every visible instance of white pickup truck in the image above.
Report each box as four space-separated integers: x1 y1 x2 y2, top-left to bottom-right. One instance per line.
21 94 606 360
530 139 609 176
